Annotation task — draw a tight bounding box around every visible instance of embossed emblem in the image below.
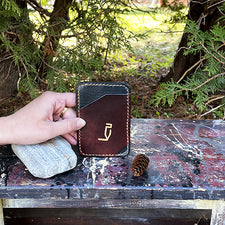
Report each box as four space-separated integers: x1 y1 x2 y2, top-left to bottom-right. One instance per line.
98 123 112 141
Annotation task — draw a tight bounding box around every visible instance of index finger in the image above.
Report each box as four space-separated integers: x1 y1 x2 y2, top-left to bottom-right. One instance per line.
57 92 76 107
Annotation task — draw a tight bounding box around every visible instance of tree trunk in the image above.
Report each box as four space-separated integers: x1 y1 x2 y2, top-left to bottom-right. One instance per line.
161 0 225 83
39 0 72 79
0 0 72 99
0 0 28 100
0 53 20 99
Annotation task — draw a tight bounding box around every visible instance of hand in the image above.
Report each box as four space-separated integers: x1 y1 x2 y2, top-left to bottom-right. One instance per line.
1 91 85 145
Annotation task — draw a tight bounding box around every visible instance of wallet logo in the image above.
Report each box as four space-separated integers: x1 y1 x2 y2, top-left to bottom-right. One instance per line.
98 123 112 142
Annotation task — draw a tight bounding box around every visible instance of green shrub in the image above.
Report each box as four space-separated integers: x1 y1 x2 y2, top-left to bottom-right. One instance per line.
151 19 225 115
0 0 140 95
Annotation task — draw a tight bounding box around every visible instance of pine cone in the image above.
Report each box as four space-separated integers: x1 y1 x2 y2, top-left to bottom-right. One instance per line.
131 154 149 177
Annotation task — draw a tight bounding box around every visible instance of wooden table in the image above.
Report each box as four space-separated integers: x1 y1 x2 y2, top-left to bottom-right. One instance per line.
0 119 224 224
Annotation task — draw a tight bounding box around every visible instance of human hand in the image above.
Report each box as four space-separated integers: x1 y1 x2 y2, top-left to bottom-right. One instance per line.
3 91 85 145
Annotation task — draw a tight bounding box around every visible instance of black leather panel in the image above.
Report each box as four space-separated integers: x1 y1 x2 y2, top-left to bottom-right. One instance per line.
76 82 130 110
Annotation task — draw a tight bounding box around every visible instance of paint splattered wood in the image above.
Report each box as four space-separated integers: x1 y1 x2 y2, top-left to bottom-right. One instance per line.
0 119 224 200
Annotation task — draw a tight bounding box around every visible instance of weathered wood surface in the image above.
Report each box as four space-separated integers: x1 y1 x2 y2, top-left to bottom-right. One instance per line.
3 208 211 225
0 119 224 200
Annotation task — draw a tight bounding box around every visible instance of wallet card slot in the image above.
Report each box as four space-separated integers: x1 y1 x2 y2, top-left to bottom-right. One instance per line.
78 94 128 110
76 82 130 110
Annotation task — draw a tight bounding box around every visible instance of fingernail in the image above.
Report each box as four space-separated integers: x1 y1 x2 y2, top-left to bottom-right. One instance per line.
76 118 86 129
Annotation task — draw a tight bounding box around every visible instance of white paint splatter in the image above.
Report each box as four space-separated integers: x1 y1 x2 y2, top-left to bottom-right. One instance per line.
82 157 110 185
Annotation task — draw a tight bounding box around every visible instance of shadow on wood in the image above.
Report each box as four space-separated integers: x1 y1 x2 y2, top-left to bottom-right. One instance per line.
4 208 211 225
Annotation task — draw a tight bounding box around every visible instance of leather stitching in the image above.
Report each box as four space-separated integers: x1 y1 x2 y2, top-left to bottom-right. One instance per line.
77 82 130 157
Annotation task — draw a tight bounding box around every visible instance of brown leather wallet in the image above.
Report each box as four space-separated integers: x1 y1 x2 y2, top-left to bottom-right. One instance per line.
76 82 130 157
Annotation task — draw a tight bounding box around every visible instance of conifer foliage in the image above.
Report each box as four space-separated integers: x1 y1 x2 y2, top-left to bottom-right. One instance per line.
152 2 225 118
0 0 136 98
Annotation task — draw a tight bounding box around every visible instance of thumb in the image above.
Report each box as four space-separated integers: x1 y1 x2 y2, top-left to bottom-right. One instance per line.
50 118 86 137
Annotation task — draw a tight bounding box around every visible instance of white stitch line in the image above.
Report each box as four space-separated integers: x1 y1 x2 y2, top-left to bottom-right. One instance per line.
77 83 130 157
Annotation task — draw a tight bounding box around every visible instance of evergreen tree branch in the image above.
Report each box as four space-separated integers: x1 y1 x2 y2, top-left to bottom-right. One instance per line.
199 103 225 119
209 39 225 61
200 42 225 64
20 58 30 84
177 57 206 83
217 41 225 51
0 55 13 63
207 0 225 9
206 95 225 105
42 60 67 74
184 72 225 91
25 0 51 17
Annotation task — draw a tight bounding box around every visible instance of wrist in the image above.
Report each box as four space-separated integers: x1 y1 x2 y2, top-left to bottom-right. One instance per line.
0 115 15 145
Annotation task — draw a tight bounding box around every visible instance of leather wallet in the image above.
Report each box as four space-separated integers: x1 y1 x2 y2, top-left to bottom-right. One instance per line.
76 82 130 157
